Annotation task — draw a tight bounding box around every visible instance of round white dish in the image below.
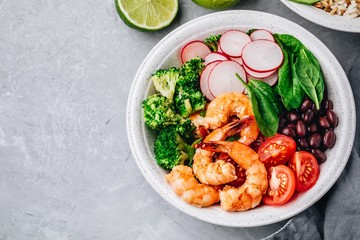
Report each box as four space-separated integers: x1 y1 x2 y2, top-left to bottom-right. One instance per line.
281 0 360 33
126 10 356 227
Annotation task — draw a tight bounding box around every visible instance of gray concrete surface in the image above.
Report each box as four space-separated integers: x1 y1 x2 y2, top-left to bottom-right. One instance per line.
0 0 359 239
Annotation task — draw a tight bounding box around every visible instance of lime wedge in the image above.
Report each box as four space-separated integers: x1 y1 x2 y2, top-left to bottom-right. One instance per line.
192 0 240 10
115 0 178 31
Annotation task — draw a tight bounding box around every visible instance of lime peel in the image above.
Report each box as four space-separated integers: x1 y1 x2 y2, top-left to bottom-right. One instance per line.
192 0 240 10
115 0 178 31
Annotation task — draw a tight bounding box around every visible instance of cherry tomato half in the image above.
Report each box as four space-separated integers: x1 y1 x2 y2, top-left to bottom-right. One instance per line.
257 134 296 167
262 165 296 206
288 151 320 192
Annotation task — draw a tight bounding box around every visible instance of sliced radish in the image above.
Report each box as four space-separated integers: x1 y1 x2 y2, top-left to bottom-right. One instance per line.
204 52 229 65
242 40 283 73
208 60 247 97
250 29 275 42
230 57 243 66
247 71 279 86
200 61 219 100
219 30 251 58
180 40 211 64
243 64 276 78
261 71 278 86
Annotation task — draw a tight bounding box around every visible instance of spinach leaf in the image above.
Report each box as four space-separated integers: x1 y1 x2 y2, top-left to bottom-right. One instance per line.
274 33 324 110
237 74 279 137
248 79 283 115
274 36 305 110
302 48 321 69
274 34 304 54
289 0 319 5
295 49 324 109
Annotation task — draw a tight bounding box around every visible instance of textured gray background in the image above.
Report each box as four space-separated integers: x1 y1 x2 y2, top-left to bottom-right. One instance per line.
0 0 359 239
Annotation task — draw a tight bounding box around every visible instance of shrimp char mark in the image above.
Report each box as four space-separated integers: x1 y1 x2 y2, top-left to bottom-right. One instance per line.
199 141 268 212
192 118 254 186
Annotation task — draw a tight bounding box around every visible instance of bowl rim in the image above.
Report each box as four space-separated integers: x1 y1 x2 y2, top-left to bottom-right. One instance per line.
126 10 356 227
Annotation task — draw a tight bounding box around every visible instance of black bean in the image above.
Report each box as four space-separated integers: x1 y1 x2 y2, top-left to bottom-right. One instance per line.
311 149 327 163
286 123 296 130
300 98 313 113
307 122 319 133
323 130 336 148
318 116 330 129
282 127 296 139
288 111 300 123
312 105 322 116
278 118 287 131
309 133 322 148
303 109 315 124
326 109 338 127
298 138 309 150
296 120 307 137
322 99 333 110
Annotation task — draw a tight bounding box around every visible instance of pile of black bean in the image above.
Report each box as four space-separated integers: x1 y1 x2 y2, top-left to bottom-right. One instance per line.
278 97 338 163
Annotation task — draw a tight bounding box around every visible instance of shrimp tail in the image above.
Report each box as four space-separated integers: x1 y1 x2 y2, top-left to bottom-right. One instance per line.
220 116 254 138
195 117 254 148
197 141 233 153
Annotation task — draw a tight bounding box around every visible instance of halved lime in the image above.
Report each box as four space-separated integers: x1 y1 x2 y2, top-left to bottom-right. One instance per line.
192 0 240 10
115 0 178 31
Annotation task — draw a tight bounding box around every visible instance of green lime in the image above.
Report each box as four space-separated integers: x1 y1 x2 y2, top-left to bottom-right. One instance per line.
192 0 240 10
115 0 178 31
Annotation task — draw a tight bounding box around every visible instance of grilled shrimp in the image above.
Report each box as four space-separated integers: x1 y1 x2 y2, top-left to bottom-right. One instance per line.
165 165 219 207
199 141 268 211
203 92 259 145
193 118 252 185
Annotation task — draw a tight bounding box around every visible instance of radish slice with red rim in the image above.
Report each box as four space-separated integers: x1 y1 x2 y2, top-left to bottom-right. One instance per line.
230 57 243 66
219 30 251 58
180 40 211 64
261 71 278 86
250 29 275 42
204 52 229 65
247 71 279 86
200 61 219 100
208 60 247 97
242 39 283 73
243 64 276 78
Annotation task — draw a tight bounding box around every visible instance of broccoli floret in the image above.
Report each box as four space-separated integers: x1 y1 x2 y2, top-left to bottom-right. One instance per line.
180 57 205 78
177 118 196 142
150 67 180 100
174 58 206 118
204 34 221 52
142 94 180 130
154 125 195 170
174 88 206 118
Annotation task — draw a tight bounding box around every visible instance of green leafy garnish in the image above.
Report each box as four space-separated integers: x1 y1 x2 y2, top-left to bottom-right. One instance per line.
237 75 280 137
274 34 324 110
249 79 283 115
295 49 324 109
274 34 305 110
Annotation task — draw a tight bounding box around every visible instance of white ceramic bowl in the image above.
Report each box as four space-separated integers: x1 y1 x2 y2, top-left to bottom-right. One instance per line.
281 0 360 33
126 10 356 227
